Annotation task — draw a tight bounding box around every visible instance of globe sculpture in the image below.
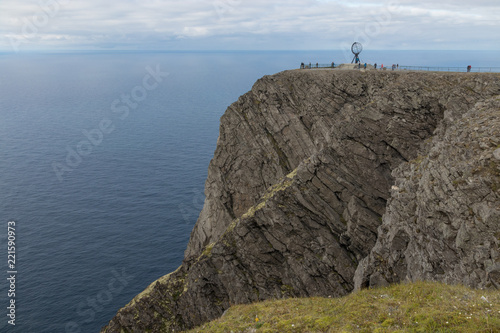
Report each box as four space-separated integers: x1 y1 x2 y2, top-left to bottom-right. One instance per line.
351 42 363 64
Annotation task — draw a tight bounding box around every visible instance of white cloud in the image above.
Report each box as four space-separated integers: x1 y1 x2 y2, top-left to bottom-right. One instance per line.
0 0 498 51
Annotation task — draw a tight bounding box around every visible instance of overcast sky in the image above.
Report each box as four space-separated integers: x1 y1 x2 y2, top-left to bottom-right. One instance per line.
1 0 498 52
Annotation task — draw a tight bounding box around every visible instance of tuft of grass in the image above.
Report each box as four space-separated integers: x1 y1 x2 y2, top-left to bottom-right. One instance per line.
201 242 216 257
186 281 500 333
239 166 298 220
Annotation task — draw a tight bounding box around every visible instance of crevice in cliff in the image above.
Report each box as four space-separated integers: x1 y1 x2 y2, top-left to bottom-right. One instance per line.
264 127 291 174
381 140 409 163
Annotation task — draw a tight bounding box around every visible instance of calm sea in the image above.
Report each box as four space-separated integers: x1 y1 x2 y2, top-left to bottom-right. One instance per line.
0 50 499 332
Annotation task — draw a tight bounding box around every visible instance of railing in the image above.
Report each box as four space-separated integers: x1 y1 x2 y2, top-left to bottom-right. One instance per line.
399 66 500 73
300 63 335 69
299 63 500 73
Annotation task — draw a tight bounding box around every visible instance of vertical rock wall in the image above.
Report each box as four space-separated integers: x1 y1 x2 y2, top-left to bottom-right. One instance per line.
355 95 500 290
102 70 500 333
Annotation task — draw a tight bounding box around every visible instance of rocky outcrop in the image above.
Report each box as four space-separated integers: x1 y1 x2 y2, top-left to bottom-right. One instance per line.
354 94 500 290
101 70 500 332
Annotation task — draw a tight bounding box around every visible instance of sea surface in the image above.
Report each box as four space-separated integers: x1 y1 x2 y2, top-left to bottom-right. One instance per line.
0 50 499 332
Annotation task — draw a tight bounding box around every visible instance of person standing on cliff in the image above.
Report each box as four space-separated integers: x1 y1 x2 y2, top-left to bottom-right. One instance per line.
374 63 377 69
467 65 472 72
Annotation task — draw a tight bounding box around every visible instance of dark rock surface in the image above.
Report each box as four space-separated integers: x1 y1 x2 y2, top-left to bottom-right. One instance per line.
101 70 500 332
354 94 500 290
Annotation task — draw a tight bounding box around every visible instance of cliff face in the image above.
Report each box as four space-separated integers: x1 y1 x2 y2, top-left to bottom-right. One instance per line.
355 94 500 290
102 70 500 332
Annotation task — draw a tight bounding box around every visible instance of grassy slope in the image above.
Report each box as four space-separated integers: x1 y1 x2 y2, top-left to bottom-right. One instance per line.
187 281 500 333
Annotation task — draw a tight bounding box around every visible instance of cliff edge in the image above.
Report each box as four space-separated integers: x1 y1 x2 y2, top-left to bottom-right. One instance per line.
101 69 500 332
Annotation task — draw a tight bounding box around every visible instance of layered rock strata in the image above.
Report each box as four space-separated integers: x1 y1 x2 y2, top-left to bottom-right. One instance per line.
102 70 500 332
355 95 500 290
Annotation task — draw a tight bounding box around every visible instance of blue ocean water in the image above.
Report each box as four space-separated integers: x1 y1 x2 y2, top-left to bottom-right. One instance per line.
0 50 499 333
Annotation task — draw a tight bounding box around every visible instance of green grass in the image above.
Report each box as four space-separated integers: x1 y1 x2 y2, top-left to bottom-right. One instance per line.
186 281 500 332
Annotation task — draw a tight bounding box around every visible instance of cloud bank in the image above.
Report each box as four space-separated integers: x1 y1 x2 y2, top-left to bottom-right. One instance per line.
0 0 498 51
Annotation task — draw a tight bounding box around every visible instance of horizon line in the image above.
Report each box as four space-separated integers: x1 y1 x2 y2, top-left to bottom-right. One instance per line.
1 49 500 54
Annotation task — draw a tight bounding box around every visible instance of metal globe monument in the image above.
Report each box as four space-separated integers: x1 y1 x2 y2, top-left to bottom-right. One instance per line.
351 42 363 64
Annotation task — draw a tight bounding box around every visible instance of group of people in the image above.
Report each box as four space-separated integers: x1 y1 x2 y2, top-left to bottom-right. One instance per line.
300 62 475 72
373 63 399 70
300 62 401 70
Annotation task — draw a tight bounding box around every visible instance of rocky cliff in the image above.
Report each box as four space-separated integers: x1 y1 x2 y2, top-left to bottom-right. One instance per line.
101 69 500 332
354 92 500 290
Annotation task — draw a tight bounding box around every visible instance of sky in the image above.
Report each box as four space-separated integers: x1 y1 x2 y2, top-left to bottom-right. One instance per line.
0 0 499 52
